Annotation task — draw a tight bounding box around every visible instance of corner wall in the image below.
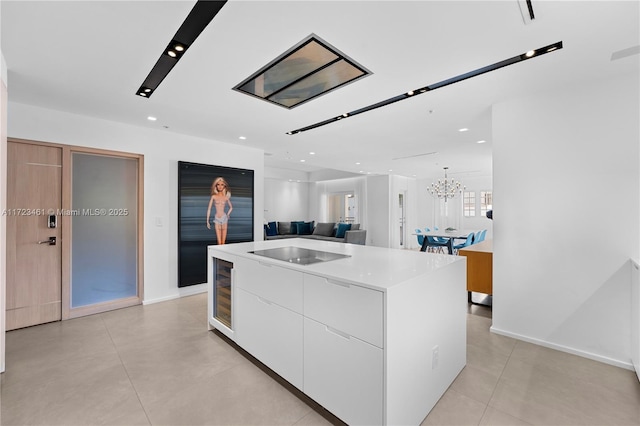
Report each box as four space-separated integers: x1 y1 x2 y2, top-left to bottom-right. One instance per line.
7 102 265 304
0 51 7 374
492 72 640 368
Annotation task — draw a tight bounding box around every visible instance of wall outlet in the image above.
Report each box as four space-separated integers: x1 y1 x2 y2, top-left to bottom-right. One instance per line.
432 345 439 370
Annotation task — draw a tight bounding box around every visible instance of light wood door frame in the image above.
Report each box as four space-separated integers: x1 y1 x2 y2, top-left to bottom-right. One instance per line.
8 138 144 322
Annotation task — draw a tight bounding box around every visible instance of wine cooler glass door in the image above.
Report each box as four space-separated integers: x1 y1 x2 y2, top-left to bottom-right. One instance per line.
214 259 233 328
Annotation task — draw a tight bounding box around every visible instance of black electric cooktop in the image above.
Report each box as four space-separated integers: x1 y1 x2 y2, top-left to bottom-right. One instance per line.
249 246 350 265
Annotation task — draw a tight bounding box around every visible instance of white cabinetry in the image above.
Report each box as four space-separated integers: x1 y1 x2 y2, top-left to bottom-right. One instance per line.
304 274 383 348
208 240 466 425
235 288 303 389
234 258 304 390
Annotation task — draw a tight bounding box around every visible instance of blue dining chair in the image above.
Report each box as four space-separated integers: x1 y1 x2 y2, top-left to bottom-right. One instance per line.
415 228 425 247
475 229 487 243
423 227 446 253
432 226 448 244
453 232 475 254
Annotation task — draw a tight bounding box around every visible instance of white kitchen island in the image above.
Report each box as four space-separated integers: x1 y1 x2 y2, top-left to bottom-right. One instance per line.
207 238 466 426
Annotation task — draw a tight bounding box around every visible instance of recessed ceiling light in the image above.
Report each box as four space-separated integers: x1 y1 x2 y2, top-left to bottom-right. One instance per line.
174 44 185 52
300 159 306 162
477 140 486 144
355 162 361 165
525 50 535 57
388 169 393 172
167 50 177 58
239 136 246 140
459 128 469 132
147 116 157 121
309 152 316 155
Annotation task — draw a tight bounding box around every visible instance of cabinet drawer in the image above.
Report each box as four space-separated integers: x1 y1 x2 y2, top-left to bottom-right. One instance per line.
235 258 303 313
303 317 383 426
304 274 383 348
236 288 303 390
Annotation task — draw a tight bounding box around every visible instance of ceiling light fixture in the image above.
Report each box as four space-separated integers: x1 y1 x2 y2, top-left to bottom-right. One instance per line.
136 1 227 98
147 116 157 121
286 41 563 135
458 128 469 132
427 167 465 203
477 140 486 144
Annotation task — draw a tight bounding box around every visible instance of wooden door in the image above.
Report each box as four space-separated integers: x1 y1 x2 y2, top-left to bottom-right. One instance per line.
6 141 62 330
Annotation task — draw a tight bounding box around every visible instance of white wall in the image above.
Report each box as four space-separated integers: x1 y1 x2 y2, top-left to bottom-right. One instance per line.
7 102 265 304
366 175 390 248
263 178 310 222
492 72 639 368
0 50 7 373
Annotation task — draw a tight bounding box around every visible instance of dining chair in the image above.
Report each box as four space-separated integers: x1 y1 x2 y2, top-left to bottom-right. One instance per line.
415 228 425 247
475 229 487 243
431 226 449 244
423 227 446 254
453 232 475 255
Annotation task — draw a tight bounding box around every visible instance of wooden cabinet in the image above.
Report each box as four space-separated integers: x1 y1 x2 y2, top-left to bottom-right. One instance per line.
458 239 493 296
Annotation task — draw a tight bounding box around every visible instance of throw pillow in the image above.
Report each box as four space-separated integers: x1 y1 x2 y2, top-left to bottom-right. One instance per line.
277 221 291 235
291 221 305 234
313 222 335 237
265 221 278 236
335 223 352 238
298 222 312 235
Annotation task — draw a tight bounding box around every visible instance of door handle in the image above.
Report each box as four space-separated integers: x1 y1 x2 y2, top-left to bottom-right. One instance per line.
37 237 56 246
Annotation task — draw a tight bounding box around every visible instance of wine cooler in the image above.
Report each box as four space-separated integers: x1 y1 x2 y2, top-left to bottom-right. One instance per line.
213 258 233 328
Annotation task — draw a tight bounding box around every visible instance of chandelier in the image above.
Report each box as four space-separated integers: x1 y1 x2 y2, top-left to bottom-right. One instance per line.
427 167 465 201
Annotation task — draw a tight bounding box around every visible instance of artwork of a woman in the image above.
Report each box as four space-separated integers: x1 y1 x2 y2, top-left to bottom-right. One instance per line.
206 177 233 245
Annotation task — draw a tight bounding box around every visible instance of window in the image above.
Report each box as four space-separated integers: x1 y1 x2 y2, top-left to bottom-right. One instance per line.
463 191 476 217
480 191 493 216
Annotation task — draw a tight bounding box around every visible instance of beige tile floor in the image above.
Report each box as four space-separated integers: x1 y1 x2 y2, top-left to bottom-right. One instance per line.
1 293 639 426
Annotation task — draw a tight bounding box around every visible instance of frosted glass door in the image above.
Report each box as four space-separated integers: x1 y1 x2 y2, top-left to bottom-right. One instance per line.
71 153 138 308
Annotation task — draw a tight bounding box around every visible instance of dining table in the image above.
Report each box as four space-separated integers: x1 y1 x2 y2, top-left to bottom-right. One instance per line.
414 229 478 254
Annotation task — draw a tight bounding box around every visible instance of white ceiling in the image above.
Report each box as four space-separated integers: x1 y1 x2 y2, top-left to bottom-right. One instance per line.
2 1 638 180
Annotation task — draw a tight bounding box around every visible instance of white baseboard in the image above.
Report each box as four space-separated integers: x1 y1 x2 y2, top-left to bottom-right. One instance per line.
490 326 634 371
143 283 207 305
